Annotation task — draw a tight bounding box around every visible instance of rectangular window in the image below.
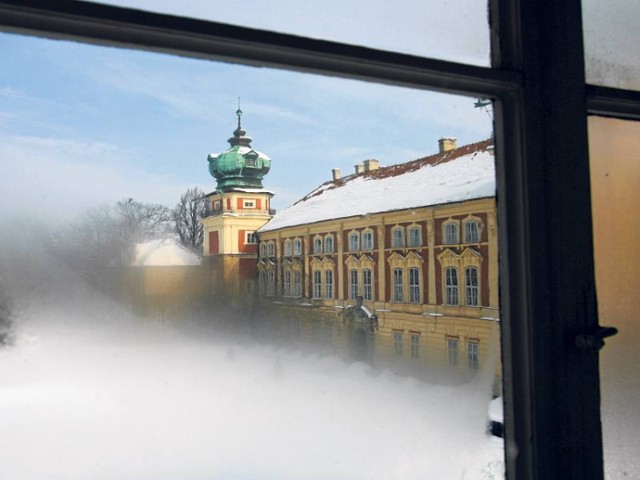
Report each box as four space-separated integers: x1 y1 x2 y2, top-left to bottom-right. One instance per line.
409 267 421 303
393 331 403 356
293 271 302 297
464 221 479 243
267 271 275 297
293 239 302 255
362 269 373 301
314 238 322 254
408 227 421 247
393 268 404 302
349 269 359 300
325 270 333 299
245 232 257 244
349 233 360 251
283 271 291 297
243 200 256 208
410 333 420 359
447 338 459 366
467 341 479 369
465 267 479 306
445 267 459 305
392 228 405 247
313 270 322 299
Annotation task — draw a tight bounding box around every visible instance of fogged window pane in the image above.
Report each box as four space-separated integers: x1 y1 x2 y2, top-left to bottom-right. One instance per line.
583 0 640 91
82 0 491 66
0 32 502 479
588 116 640 478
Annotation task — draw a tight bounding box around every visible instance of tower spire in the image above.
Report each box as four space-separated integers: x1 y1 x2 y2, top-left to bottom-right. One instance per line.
229 98 251 147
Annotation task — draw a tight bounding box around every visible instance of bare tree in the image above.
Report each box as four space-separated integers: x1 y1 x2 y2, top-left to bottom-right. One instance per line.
173 187 207 254
115 198 173 245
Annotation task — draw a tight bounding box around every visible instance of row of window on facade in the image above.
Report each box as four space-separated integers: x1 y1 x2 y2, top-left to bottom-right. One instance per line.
258 265 480 306
259 220 482 258
392 331 479 369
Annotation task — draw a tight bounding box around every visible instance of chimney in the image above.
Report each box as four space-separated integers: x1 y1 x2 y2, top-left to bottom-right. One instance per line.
438 137 457 153
363 159 380 172
354 163 365 175
332 168 341 181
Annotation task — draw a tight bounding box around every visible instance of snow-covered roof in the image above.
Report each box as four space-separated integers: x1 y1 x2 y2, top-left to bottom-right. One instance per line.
204 188 274 197
259 139 495 232
133 239 201 267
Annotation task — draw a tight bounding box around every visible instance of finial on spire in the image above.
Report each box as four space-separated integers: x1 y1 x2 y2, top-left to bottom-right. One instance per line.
236 97 242 129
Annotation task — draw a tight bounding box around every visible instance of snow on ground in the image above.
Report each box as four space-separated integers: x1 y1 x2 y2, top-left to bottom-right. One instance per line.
0 246 504 480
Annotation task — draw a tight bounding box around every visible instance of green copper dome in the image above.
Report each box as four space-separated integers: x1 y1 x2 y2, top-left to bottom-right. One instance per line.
208 108 271 192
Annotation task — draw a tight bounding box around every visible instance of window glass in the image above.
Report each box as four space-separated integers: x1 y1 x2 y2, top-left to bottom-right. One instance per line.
582 0 640 91
588 116 640 477
0 32 503 480
83 0 491 66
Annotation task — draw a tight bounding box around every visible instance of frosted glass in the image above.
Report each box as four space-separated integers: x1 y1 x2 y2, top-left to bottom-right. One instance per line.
81 0 491 66
583 0 640 91
589 116 640 478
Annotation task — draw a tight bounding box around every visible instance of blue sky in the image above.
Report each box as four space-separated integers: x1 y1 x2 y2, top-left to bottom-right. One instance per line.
0 29 492 224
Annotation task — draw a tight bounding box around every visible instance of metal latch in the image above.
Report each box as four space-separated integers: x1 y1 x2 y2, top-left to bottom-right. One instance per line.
575 326 618 351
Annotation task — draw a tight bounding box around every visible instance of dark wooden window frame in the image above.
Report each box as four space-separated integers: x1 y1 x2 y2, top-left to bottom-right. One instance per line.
2 1 640 478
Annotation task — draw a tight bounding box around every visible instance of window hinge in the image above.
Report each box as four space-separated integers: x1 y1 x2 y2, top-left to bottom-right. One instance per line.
575 326 618 351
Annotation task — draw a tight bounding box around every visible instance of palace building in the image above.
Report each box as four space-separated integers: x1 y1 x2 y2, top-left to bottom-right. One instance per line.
255 137 500 385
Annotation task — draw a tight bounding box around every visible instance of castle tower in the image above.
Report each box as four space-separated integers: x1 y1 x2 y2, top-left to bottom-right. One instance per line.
202 106 274 298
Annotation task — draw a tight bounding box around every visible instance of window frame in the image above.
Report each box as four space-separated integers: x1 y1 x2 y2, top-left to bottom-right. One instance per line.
5 1 639 477
324 234 334 254
392 267 404 302
325 269 334 299
348 231 360 251
362 268 373 301
391 226 405 248
361 229 374 250
465 266 479 306
445 266 459 305
408 225 422 247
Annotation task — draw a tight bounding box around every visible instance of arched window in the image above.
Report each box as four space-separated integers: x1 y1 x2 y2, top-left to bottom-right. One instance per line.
392 227 405 247
324 235 334 253
325 270 334 299
313 270 322 298
445 267 459 305
349 232 360 251
465 267 479 306
362 230 374 250
314 237 322 254
283 270 291 297
349 269 359 299
408 226 422 247
283 239 292 256
464 220 480 243
293 238 302 255
259 243 266 258
444 223 459 244
268 241 275 257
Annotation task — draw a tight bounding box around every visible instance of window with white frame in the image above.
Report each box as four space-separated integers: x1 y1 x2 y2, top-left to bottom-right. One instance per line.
467 341 479 369
392 227 405 247
349 232 360 251
409 267 421 303
393 331 403 356
283 270 291 297
444 222 459 244
465 267 479 306
292 270 302 297
349 269 359 300
243 199 255 208
293 238 302 256
267 241 275 257
393 268 404 302
325 270 333 299
324 235 334 253
447 338 459 366
313 237 322 254
245 232 257 244
445 267 459 305
408 226 422 247
259 243 266 258
313 270 322 298
362 230 374 250
283 239 292 256
410 332 420 359
362 268 373 301
464 220 480 243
